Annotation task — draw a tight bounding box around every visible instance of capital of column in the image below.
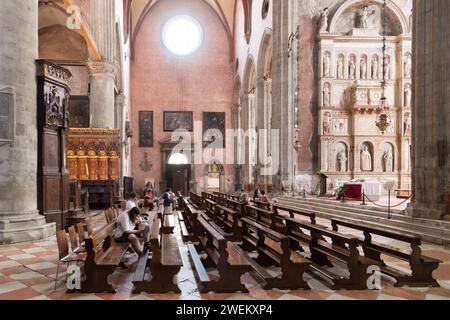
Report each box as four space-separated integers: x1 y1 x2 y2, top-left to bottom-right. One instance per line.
87 60 118 79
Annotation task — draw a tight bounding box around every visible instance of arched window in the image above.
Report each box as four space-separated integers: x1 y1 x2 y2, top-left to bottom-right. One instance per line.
168 153 189 165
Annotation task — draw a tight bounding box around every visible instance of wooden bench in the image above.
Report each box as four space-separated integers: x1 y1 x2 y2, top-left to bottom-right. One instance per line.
239 217 311 290
331 218 442 287
188 213 251 293
286 218 379 290
245 205 285 234
273 204 317 225
213 205 242 241
190 191 205 209
70 222 130 293
179 198 201 241
226 198 247 217
133 218 183 293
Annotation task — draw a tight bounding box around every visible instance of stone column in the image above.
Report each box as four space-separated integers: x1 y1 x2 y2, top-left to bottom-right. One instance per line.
87 61 117 128
406 0 449 219
0 0 55 244
88 0 117 129
272 0 296 194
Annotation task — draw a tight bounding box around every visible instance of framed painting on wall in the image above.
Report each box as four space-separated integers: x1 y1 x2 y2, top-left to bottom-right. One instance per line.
163 111 193 132
139 111 154 148
203 112 226 148
68 96 90 128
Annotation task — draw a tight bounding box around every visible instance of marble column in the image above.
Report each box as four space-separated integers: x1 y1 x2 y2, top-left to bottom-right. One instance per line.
272 0 296 194
406 0 449 219
0 0 55 244
87 61 117 128
88 0 117 129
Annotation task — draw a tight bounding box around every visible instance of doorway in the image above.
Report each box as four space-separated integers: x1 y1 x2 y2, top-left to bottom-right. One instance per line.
166 165 191 196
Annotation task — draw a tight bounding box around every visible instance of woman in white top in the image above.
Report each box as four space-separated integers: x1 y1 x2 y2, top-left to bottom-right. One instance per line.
115 207 150 256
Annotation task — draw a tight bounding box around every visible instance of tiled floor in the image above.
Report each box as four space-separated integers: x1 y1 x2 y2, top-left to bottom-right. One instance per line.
0 211 449 300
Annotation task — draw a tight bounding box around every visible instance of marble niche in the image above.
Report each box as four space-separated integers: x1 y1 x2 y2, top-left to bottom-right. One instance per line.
317 0 412 195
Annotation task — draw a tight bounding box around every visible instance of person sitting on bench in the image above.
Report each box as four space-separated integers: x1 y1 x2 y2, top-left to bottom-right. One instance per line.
115 207 150 256
258 190 270 204
126 192 138 210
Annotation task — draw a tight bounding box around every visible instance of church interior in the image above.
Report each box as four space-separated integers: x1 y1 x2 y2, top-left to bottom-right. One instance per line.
0 0 449 301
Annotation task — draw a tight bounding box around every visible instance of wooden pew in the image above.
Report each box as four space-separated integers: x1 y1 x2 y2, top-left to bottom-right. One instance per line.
133 218 183 293
331 218 442 287
273 204 317 225
70 222 129 293
239 217 311 290
189 191 205 210
245 205 285 234
188 213 251 293
212 205 242 241
285 218 379 290
226 199 247 217
179 198 200 241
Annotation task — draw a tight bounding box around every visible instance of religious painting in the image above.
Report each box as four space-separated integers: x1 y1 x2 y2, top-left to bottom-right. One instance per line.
163 111 193 132
203 112 226 148
139 111 154 147
68 96 90 128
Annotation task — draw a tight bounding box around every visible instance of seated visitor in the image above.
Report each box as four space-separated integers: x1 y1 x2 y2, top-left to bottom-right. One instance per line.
258 190 270 204
240 192 250 205
115 207 150 256
253 188 262 201
126 192 138 210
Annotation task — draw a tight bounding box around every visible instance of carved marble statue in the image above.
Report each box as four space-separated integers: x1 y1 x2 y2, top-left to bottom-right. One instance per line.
361 145 372 171
372 56 379 80
318 8 329 33
360 58 367 79
323 53 331 77
360 6 372 29
404 84 412 108
323 112 331 134
349 56 356 79
383 149 394 172
337 150 347 172
404 54 412 78
383 56 391 80
337 56 344 79
404 115 412 135
323 84 331 107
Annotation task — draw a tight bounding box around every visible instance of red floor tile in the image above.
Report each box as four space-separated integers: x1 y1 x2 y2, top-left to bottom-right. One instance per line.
422 250 450 262
381 287 426 300
433 264 450 280
335 290 380 300
0 267 31 276
0 287 42 300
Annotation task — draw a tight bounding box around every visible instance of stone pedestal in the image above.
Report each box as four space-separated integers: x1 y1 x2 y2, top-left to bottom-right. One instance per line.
406 0 449 219
87 61 117 128
0 0 55 244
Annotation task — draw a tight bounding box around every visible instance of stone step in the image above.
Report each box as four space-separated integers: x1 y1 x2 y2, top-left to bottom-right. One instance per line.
277 198 450 245
279 197 450 230
279 198 450 235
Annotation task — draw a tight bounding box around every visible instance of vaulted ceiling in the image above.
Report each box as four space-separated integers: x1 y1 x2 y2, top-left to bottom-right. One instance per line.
131 0 237 40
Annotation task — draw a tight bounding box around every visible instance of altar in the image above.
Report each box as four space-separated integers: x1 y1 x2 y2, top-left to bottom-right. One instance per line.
344 182 381 201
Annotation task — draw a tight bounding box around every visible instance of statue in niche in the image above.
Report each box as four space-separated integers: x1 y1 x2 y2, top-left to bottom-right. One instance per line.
361 145 372 172
359 6 375 29
404 84 412 108
404 54 412 78
349 56 356 79
383 149 394 172
318 8 329 33
372 56 379 80
323 112 331 134
383 56 391 80
404 115 412 135
337 56 344 79
323 52 331 77
337 150 347 172
323 83 331 107
360 58 367 79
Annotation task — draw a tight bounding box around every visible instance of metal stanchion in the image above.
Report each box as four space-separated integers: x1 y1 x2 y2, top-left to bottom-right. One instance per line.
302 189 306 199
388 189 391 219
361 192 367 206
